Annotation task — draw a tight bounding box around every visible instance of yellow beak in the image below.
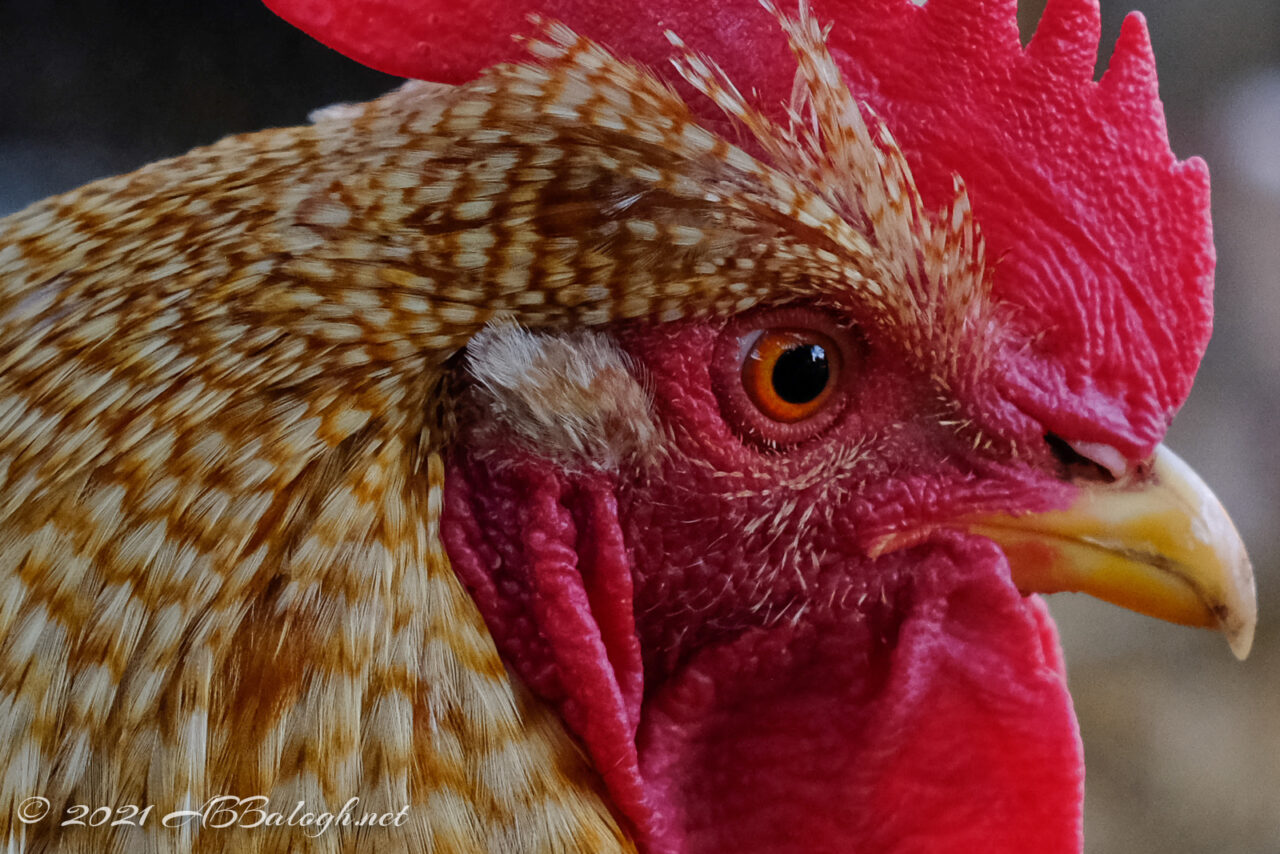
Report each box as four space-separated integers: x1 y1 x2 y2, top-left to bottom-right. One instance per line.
963 444 1257 660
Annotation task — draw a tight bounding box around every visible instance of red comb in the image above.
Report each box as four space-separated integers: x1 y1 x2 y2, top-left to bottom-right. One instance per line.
265 0 1214 457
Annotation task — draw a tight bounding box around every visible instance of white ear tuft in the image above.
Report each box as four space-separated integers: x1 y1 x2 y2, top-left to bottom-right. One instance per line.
464 321 659 471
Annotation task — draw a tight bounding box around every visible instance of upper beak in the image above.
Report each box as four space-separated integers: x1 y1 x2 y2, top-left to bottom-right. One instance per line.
962 444 1257 660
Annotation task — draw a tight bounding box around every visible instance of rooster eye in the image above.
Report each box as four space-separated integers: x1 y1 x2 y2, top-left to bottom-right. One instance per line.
712 308 857 446
742 330 840 422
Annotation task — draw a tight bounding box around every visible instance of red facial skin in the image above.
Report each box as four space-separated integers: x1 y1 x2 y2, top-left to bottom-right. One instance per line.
442 308 1084 853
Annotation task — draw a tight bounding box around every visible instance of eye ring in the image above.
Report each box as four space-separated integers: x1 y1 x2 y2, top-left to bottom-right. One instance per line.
712 308 860 446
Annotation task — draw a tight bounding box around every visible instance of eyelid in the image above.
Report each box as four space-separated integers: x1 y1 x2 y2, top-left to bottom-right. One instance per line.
738 328 765 364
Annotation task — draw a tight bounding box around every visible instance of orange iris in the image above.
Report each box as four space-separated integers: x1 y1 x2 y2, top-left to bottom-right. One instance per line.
741 329 840 423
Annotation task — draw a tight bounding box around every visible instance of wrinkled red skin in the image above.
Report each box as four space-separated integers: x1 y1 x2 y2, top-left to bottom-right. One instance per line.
442 314 1084 853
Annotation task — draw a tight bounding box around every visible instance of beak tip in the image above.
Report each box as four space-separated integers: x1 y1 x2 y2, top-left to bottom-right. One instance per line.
1224 584 1257 661
1228 621 1254 661
1220 550 1257 661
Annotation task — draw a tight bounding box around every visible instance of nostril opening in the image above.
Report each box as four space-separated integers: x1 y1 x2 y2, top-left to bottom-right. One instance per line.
1044 432 1116 484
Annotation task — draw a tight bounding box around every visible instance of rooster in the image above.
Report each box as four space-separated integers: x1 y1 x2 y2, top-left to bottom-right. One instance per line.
0 0 1255 852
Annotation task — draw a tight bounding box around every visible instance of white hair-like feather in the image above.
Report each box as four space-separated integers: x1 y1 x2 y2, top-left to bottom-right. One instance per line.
465 322 659 472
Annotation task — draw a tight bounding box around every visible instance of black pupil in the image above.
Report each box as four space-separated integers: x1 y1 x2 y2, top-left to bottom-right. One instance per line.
772 344 829 404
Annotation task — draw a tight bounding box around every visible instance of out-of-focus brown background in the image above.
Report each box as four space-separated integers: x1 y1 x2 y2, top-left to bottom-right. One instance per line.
1 1 1276 851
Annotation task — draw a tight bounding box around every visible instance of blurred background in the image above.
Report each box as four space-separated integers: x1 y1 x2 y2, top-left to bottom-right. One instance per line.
1 1 1276 851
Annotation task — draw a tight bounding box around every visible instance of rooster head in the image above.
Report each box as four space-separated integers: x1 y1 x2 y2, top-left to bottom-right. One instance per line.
260 1 1256 851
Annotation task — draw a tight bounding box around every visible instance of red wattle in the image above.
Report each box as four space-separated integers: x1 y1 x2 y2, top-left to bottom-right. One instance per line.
442 454 1083 854
442 459 656 836
637 537 1082 854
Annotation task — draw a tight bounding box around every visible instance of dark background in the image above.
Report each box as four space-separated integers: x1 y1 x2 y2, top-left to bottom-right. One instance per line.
2 1 1278 851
